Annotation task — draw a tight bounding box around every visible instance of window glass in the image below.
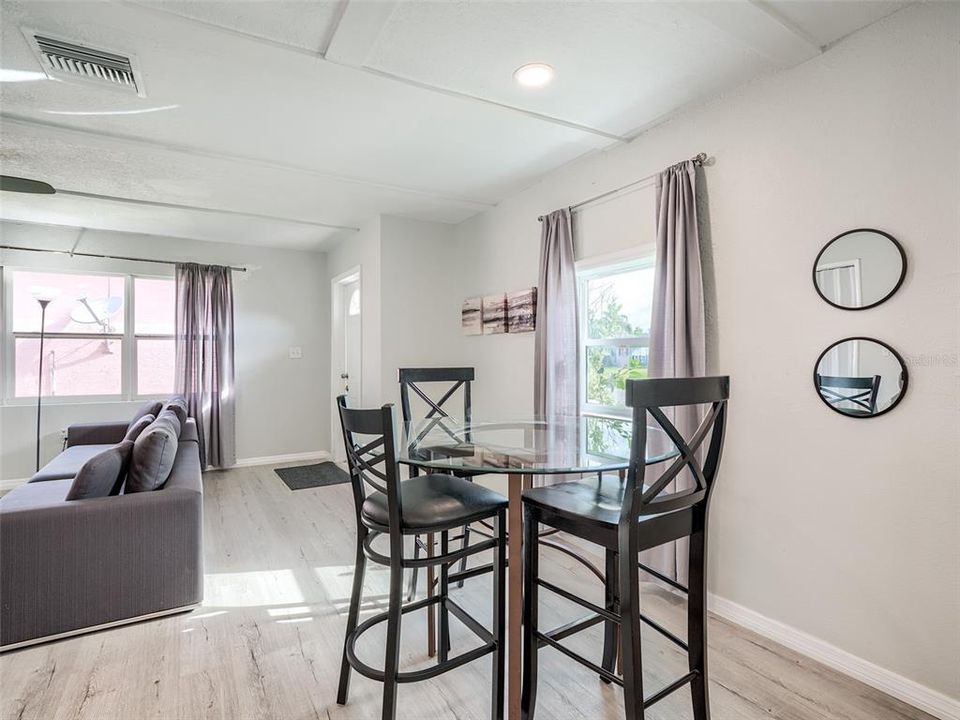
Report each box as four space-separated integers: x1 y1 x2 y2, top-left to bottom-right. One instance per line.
585 267 654 340
7 270 178 400
586 345 649 406
15 337 123 397
136 337 175 395
12 271 125 334
579 259 655 458
134 277 175 334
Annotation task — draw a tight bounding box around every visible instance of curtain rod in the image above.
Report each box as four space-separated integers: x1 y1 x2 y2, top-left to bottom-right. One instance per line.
538 152 707 221
0 245 248 272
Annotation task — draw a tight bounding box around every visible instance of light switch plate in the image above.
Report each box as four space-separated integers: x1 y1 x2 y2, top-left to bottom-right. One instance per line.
288 346 303 359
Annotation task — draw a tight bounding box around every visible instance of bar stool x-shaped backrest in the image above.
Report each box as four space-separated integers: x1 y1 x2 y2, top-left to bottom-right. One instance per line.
398 367 474 446
623 376 729 524
337 396 403 535
397 367 478 600
815 373 881 415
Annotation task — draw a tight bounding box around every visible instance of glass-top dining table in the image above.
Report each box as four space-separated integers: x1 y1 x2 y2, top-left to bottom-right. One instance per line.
399 415 676 720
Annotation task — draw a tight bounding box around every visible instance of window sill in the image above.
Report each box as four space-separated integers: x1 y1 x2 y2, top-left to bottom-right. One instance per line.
1 396 168 409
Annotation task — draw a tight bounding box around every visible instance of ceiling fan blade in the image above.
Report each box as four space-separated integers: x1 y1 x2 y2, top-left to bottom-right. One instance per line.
0 175 56 194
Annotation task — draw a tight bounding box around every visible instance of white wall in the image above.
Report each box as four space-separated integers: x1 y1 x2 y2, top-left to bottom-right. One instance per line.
378 215 463 407
454 3 959 705
0 222 330 480
325 214 464 413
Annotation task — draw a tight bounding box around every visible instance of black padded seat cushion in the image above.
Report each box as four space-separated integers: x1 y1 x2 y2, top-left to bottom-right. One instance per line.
362 474 507 532
523 475 694 549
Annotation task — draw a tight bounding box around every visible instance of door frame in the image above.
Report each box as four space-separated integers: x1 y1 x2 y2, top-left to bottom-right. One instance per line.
330 266 362 461
815 258 862 308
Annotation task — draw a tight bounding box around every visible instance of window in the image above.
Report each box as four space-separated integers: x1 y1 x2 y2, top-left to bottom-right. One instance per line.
4 269 176 401
134 277 175 396
578 257 655 458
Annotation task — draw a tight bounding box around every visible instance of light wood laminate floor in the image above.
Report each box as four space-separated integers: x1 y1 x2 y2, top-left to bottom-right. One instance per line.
0 465 934 720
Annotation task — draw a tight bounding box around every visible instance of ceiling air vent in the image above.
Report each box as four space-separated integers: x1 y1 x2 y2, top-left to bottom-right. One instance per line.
24 29 145 96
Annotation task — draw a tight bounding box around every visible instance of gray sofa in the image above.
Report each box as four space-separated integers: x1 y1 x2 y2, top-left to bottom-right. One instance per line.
0 416 203 650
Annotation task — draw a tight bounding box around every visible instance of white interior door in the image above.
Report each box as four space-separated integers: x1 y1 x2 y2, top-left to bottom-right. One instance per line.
331 270 362 461
341 278 362 406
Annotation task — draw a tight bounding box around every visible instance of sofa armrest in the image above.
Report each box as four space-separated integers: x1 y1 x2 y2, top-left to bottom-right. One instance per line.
0 486 203 647
66 421 128 447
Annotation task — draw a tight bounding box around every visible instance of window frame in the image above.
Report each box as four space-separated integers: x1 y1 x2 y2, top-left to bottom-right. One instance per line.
1 265 175 405
576 248 655 459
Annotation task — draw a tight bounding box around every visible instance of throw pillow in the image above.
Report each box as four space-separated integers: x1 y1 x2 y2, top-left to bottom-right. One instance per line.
126 414 181 492
65 441 134 500
128 399 163 431
163 396 189 426
124 413 155 443
157 407 182 438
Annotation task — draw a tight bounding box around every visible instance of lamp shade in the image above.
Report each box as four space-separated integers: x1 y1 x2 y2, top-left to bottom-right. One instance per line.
30 286 61 304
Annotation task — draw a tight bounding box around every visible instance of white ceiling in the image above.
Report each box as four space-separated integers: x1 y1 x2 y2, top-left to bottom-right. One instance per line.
0 0 905 251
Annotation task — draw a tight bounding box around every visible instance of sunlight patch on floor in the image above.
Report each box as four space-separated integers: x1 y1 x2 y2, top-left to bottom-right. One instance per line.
204 569 305 607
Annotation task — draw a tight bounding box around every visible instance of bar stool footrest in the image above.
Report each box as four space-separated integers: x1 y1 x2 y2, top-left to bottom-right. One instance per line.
536 631 622 686
344 594 498 684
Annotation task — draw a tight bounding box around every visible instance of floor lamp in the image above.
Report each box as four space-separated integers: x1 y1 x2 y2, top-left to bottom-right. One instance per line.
32 290 58 472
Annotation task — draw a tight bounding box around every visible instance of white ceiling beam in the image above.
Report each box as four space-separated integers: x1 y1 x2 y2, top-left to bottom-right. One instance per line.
0 216 327 255
120 0 627 144
53 189 360 232
120 0 322 58
0 113 496 209
685 0 823 68
323 0 398 66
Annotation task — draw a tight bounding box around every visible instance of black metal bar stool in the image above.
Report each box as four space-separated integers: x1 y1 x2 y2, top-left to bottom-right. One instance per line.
335 395 508 720
398 367 607 602
398 366 489 601
520 377 729 720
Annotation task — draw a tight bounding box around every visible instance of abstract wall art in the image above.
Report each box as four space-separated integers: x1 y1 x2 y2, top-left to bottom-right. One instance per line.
506 287 537 333
463 287 538 336
461 296 482 335
482 293 507 335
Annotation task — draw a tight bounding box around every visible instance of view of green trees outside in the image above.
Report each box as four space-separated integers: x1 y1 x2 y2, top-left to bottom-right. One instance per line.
584 276 651 458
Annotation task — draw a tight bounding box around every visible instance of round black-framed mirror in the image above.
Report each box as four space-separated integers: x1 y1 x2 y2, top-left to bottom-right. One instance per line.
813 229 906 310
814 337 908 418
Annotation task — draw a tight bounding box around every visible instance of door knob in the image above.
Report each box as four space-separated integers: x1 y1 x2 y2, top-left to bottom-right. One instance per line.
340 373 349 379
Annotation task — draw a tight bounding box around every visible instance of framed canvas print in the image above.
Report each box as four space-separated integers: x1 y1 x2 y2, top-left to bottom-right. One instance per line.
482 293 506 335
507 287 537 333
461 297 482 335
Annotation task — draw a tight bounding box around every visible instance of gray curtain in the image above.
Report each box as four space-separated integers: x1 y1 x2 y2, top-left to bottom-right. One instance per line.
534 208 579 419
642 160 706 584
175 263 237 469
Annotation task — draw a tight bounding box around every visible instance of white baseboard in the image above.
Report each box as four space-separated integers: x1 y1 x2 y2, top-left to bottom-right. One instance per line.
708 593 960 720
231 450 332 468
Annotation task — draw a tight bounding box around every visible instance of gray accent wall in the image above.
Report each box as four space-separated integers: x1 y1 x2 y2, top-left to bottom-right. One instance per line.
0 223 330 480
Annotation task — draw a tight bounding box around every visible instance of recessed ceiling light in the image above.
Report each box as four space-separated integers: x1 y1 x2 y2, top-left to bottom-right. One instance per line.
514 63 554 89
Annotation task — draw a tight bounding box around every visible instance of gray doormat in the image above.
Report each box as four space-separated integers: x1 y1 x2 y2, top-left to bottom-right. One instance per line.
274 462 350 490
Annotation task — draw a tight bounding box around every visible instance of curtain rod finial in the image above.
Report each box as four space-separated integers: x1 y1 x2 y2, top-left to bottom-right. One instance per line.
692 152 708 166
